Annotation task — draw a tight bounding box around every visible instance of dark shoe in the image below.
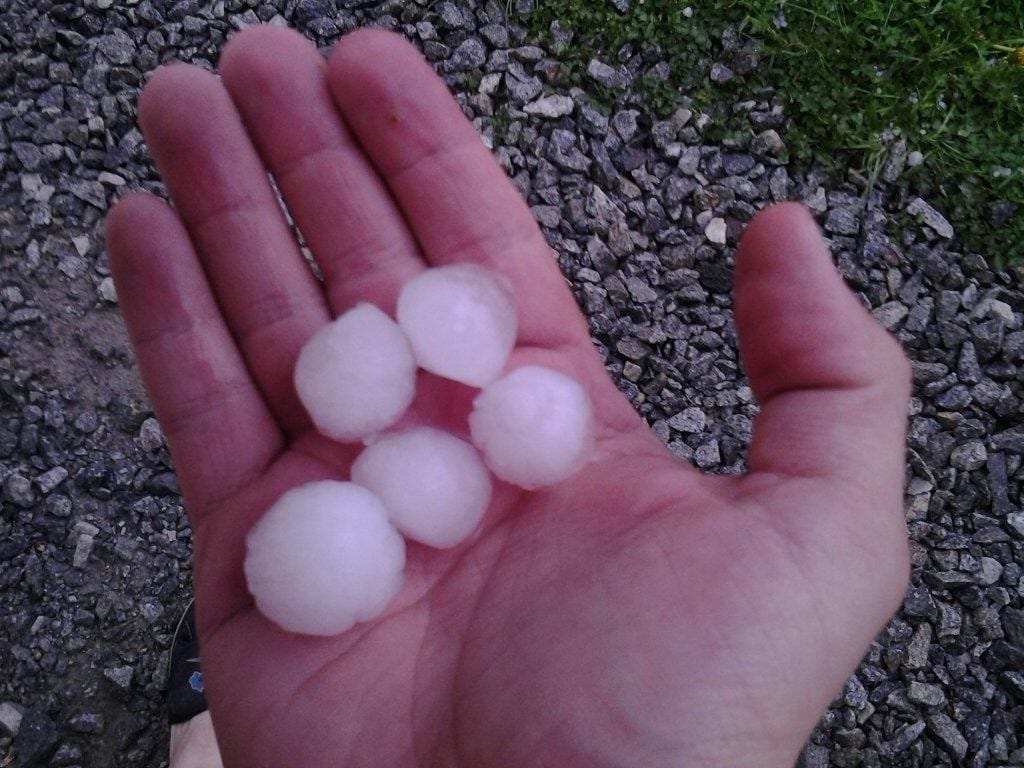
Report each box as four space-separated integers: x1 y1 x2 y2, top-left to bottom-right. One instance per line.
167 599 208 725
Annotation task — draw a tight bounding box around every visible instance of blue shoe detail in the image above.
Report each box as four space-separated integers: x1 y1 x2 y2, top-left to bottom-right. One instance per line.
189 670 204 693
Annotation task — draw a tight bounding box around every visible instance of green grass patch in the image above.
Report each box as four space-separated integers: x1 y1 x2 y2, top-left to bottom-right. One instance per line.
524 1 1024 265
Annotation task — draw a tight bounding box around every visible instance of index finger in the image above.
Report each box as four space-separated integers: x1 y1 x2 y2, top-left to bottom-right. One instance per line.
326 29 588 349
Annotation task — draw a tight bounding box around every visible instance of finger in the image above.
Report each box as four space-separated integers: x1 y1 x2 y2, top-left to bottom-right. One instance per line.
327 29 588 348
733 203 911 500
219 26 424 314
106 193 283 517
138 63 329 434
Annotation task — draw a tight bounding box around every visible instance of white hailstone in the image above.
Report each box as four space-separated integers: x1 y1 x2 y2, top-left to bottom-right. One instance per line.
396 263 517 387
244 481 405 636
469 365 594 489
294 303 416 441
352 427 492 549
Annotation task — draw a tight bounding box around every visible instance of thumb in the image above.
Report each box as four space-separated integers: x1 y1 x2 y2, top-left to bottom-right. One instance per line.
733 202 911 515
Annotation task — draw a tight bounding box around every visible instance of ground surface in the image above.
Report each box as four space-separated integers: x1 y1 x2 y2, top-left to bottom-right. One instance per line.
0 1 1021 767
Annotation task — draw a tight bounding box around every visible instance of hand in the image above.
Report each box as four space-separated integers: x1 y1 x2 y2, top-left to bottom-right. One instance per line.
106 26 911 768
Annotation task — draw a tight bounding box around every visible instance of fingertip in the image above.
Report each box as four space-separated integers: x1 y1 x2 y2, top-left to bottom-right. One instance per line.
138 62 221 141
744 201 816 233
220 23 320 83
736 202 823 279
106 192 170 252
328 27 422 88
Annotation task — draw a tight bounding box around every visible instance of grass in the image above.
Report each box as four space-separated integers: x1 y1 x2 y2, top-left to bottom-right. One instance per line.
522 1 1024 266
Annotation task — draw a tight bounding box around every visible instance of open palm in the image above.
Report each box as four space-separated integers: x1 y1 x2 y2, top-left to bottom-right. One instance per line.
106 27 911 768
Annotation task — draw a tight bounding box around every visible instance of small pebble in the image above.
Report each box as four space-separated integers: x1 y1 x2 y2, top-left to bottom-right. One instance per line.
469 366 594 489
73 534 95 568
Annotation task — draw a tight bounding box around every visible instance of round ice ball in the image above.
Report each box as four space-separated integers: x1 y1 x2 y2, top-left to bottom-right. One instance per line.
244 481 405 636
469 366 594 489
352 427 492 549
294 303 416 441
396 263 517 387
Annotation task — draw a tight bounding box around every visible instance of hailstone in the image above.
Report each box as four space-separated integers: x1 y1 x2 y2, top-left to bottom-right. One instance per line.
469 365 594 489
352 427 492 548
244 481 405 636
294 303 416 441
396 263 517 387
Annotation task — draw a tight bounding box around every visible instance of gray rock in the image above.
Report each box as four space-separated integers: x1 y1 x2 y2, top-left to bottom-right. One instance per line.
3 473 35 508
906 197 954 239
843 676 868 709
668 407 706 433
506 74 543 104
693 439 720 469
103 665 134 689
74 409 98 434
611 110 639 142
577 101 609 135
547 131 590 172
903 623 932 668
751 129 784 156
907 681 945 707
587 58 629 89
889 721 926 752
882 139 908 183
68 180 106 209
437 1 468 28
799 743 829 768
950 440 986 471
721 153 755 175
927 713 968 760
1001 671 1024 702
0 701 23 735
923 570 975 589
294 0 333 25
935 384 971 410
937 600 962 636
974 526 1010 544
615 337 648 362
72 533 95 568
977 557 1003 585
50 743 83 766
138 417 165 452
12 142 43 170
586 237 617 276
524 94 574 118
479 23 509 48
704 217 727 245
957 341 982 383
625 276 658 304
11 709 58 766
68 713 104 734
446 37 486 71
825 206 860 235
872 301 908 330
710 62 734 83
45 494 72 518
98 29 137 65
1007 512 1024 538
97 277 118 303
35 467 68 494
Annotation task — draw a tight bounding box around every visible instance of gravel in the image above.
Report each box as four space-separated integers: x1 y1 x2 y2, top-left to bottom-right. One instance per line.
1 1 1021 766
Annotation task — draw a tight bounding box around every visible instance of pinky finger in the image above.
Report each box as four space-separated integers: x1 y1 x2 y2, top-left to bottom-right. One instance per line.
106 192 284 519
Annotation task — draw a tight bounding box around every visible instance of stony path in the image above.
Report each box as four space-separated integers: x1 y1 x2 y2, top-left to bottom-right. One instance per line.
0 1 1021 766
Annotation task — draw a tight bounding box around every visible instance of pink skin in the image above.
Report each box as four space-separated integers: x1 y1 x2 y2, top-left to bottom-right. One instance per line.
105 27 911 768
